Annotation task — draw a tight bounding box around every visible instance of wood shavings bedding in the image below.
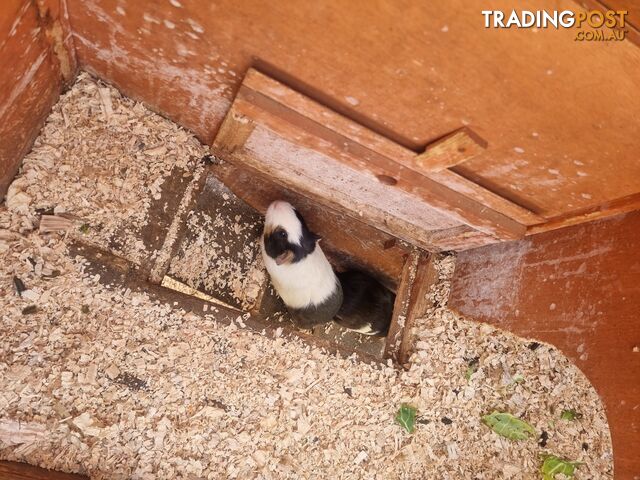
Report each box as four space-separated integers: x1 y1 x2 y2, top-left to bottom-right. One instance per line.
0 72 613 479
5 72 208 266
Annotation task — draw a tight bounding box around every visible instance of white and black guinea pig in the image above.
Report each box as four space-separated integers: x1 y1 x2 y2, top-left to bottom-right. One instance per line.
261 200 343 329
335 270 396 336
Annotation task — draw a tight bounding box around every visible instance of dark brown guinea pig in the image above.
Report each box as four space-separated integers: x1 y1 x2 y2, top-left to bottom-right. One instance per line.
335 270 395 337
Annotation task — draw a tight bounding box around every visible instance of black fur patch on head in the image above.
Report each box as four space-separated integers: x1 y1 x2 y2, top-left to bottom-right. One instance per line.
264 209 321 264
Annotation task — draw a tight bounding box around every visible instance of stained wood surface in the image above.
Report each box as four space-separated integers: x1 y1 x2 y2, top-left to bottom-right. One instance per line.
0 0 70 199
449 210 640 477
65 0 640 223
0 461 88 480
237 69 530 241
212 69 533 249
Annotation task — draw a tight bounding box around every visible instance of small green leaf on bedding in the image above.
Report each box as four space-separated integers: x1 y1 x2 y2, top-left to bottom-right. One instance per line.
464 356 479 380
481 411 536 440
79 223 90 234
395 404 417 433
560 409 582 421
540 454 583 479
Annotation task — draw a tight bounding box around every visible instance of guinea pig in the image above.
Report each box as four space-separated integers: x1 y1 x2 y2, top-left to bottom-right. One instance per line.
261 200 343 329
335 270 396 336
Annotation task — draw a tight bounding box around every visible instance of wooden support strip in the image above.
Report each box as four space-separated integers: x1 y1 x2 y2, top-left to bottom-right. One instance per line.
397 252 440 365
415 127 487 172
384 249 421 362
527 191 640 235
429 169 545 225
228 92 526 240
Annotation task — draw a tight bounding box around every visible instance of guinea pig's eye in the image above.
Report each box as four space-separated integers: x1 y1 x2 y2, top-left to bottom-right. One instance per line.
277 230 287 239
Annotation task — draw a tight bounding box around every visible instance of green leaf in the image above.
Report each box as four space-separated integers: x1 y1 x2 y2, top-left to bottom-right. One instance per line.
79 223 90 234
481 411 536 440
464 365 476 380
395 404 417 433
560 409 582 421
540 455 583 480
464 357 479 380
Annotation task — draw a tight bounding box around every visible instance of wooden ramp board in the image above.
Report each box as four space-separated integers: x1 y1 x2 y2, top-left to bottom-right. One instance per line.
166 173 265 311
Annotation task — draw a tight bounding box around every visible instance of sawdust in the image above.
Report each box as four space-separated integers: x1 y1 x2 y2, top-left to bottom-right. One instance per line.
5 72 207 266
0 72 613 479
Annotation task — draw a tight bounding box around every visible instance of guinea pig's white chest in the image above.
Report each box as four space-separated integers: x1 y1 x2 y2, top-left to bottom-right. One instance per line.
261 242 338 309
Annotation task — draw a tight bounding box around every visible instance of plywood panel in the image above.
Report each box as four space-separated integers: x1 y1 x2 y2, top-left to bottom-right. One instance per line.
66 0 640 221
0 0 67 199
449 211 640 477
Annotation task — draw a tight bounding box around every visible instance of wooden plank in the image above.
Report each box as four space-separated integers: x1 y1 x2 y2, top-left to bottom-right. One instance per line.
241 70 534 238
429 169 545 226
397 253 440 365
415 127 487 172
0 0 65 199
384 249 420 362
449 210 640 477
0 461 88 480
214 139 493 253
527 191 640 235
229 87 526 241
247 67 543 228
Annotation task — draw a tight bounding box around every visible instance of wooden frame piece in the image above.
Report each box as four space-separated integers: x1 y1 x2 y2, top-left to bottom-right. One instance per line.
414 127 487 172
213 68 530 245
527 191 640 235
383 250 439 365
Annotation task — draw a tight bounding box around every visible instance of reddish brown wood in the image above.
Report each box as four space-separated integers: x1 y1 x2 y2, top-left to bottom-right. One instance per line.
527 191 640 235
0 461 88 480
0 0 69 199
65 0 640 221
449 211 640 478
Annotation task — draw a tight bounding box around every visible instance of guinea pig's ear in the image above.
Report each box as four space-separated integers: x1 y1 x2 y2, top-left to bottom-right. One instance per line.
312 232 322 244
